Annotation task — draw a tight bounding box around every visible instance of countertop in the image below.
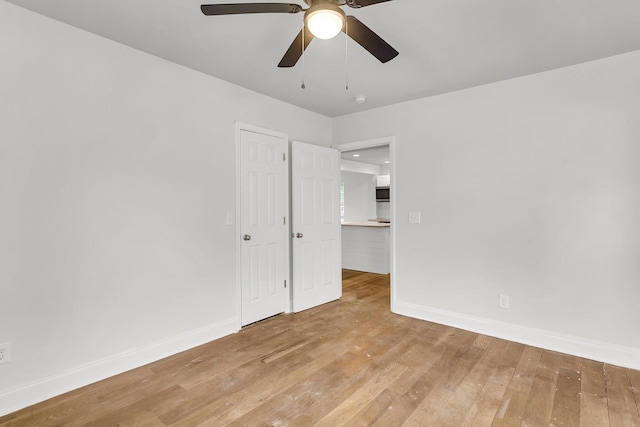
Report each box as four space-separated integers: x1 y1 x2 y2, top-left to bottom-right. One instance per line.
341 221 390 228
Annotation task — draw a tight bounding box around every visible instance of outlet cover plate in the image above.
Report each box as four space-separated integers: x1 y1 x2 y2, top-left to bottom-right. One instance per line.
0 342 10 364
225 212 234 225
499 294 510 309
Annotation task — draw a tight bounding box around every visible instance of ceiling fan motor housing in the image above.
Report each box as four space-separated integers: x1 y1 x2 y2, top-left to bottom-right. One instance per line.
304 0 346 18
304 0 348 6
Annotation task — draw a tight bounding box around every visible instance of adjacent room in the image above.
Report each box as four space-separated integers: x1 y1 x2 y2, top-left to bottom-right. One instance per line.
340 144 392 276
1 0 639 424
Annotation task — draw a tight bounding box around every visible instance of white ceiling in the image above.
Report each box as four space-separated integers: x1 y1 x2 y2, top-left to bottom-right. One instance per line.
6 0 640 117
341 145 389 166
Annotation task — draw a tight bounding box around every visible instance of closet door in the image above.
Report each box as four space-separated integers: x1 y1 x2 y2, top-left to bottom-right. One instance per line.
291 141 342 312
239 128 288 325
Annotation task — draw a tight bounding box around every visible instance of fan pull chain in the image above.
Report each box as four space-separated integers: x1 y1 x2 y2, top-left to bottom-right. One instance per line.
345 18 349 91
301 22 306 90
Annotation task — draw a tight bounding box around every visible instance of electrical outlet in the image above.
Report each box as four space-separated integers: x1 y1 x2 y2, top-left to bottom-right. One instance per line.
0 342 10 364
499 294 510 309
408 211 421 224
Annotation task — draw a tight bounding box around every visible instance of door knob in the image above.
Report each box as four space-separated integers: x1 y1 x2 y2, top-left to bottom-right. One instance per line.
296 233 303 238
243 234 251 241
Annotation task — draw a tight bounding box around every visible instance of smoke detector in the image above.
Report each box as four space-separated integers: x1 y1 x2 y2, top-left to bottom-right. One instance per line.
355 95 367 104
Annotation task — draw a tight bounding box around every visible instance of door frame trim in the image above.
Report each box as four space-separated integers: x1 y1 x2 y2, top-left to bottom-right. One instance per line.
332 136 397 312
235 121 290 329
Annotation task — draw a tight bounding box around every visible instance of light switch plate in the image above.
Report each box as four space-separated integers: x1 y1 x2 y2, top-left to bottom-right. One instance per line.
225 212 234 225
408 211 421 224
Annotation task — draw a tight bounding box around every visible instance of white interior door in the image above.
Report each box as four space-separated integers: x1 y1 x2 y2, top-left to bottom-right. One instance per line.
240 128 288 326
291 141 342 312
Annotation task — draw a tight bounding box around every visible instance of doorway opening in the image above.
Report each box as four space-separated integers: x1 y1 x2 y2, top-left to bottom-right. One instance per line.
333 137 395 312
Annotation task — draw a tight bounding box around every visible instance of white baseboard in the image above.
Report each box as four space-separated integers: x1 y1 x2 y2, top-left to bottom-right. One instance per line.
394 301 640 371
0 318 238 417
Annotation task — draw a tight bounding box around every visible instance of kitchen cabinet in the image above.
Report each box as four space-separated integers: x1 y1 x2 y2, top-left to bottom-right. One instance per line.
341 222 390 274
376 174 390 187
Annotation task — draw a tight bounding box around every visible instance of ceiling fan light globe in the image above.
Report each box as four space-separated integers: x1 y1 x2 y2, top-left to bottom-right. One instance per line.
306 9 344 40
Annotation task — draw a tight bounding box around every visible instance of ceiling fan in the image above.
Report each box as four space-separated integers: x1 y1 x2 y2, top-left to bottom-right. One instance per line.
200 0 399 68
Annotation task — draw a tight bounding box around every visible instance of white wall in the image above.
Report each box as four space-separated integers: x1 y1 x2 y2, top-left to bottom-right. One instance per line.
0 1 331 414
333 51 640 369
341 171 377 222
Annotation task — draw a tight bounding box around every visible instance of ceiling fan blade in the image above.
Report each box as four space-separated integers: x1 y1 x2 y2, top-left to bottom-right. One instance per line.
201 3 304 16
346 0 393 8
278 26 314 67
344 16 398 63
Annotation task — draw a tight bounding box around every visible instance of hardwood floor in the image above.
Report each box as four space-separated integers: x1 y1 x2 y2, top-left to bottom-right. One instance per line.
2 270 640 426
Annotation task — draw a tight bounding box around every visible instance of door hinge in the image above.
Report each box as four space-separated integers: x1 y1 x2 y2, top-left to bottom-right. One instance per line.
284 216 286 225
284 280 287 288
283 153 286 162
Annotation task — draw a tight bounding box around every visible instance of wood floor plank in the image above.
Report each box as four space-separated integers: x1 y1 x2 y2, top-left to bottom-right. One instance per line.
3 367 167 426
225 367 351 426
581 393 611 427
605 364 640 427
580 359 610 427
492 346 544 427
343 388 398 426
520 350 561 427
430 337 512 427
282 363 381 425
161 350 317 425
370 327 481 426
84 384 185 426
224 346 396 426
313 361 407 426
176 329 317 390
461 365 516 427
387 340 444 395
549 367 582 427
399 334 485 426
629 368 640 420
3 270 640 427
279 344 406 425
168 351 337 426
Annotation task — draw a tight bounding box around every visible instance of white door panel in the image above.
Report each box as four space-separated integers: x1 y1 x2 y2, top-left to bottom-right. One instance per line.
291 141 341 312
240 129 287 326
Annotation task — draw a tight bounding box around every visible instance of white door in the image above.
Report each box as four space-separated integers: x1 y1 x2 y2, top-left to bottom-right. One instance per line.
240 128 288 326
291 141 342 312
